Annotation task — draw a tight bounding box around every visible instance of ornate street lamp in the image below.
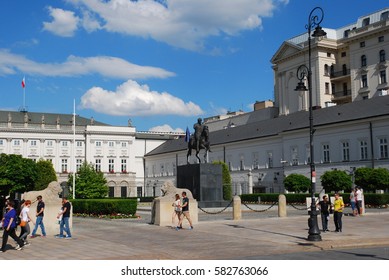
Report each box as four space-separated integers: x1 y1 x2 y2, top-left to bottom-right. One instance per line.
295 7 326 242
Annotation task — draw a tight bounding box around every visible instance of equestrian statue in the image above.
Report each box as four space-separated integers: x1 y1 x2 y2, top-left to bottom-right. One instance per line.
187 118 211 163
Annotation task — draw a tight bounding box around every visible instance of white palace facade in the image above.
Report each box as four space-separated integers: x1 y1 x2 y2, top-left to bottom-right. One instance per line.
143 8 389 196
0 111 183 198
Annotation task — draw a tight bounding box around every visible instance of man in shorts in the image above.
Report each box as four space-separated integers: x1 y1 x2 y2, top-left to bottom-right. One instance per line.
178 191 193 230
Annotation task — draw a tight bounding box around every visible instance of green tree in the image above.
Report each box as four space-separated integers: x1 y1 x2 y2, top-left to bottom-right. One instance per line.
366 168 389 192
68 162 108 199
213 161 232 200
0 153 37 198
284 173 310 193
321 170 352 193
354 167 372 190
35 159 57 191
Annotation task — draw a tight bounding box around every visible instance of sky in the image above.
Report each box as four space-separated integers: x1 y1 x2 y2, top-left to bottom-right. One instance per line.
0 0 387 133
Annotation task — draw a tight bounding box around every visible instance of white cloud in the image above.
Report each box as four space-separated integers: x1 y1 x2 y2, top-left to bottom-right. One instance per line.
80 79 204 117
68 0 276 51
149 124 184 133
81 10 102 32
0 49 174 79
43 7 80 37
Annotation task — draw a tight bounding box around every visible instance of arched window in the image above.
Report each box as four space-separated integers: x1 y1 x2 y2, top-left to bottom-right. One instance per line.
379 50 386 63
361 55 367 67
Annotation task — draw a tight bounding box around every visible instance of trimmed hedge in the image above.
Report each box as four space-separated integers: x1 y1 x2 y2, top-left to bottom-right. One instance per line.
71 199 137 215
240 193 389 206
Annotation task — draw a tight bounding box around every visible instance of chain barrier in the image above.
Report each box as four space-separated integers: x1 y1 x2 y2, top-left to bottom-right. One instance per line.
197 197 320 214
197 199 233 214
288 197 320 211
241 201 278 212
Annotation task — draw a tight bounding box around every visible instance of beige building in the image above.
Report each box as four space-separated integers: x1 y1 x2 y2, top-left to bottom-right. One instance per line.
271 8 389 115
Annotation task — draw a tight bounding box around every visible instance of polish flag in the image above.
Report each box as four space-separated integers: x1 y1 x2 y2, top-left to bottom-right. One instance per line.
21 77 26 88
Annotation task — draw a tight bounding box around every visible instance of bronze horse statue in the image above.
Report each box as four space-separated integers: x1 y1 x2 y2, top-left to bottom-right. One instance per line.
187 125 211 163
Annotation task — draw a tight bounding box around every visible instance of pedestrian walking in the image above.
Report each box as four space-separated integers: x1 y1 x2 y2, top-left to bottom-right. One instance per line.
178 191 193 230
56 197 72 239
172 193 182 229
349 188 357 216
19 200 34 246
1 200 25 252
30 195 47 238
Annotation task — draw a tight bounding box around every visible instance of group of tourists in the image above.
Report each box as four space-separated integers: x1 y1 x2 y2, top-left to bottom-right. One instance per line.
171 191 193 231
317 187 364 233
0 196 72 253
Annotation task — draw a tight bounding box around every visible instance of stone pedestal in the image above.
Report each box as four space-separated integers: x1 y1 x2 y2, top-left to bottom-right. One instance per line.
22 181 72 236
278 194 287 217
233 196 241 220
177 163 225 207
151 181 198 227
152 198 198 227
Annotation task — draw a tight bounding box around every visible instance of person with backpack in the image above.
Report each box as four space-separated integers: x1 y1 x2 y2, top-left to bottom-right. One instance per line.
1 200 25 252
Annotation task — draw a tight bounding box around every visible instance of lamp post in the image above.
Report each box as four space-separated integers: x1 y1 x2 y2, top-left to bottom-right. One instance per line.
295 7 326 242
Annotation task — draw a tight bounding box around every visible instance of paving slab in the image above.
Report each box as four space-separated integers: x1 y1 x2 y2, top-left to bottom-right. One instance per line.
1 210 388 260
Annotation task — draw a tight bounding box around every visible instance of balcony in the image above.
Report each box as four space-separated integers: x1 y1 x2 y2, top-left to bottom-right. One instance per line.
332 89 352 104
330 68 351 81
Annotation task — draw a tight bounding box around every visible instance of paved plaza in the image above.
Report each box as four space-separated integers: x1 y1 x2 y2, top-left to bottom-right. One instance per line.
1 206 389 260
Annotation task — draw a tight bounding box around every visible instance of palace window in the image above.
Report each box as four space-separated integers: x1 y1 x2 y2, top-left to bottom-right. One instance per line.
342 141 350 162
61 159 68 173
108 159 115 173
121 159 127 173
359 140 368 160
322 144 330 163
379 138 388 159
361 55 367 67
95 159 101 172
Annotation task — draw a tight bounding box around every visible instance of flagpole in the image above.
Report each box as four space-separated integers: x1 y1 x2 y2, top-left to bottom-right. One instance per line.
23 85 26 111
72 99 76 199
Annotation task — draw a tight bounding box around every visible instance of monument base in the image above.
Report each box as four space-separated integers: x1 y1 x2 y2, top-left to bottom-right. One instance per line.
152 198 198 227
177 163 223 203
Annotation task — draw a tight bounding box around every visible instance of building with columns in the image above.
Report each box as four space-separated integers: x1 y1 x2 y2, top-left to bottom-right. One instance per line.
271 7 389 115
0 110 183 198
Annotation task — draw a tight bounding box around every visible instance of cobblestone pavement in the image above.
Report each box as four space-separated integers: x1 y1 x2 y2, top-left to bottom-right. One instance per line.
1 206 388 260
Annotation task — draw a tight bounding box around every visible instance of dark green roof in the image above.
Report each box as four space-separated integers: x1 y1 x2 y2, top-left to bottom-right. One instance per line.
146 96 389 156
0 110 108 126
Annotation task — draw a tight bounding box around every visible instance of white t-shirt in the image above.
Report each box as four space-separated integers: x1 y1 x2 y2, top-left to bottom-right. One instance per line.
174 199 181 212
21 206 30 222
356 189 363 201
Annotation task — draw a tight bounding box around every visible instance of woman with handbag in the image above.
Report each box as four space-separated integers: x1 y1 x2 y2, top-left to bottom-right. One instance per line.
19 200 34 246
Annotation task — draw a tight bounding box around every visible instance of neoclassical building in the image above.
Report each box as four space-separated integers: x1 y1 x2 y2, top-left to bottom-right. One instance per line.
0 111 182 198
144 8 389 196
272 7 389 115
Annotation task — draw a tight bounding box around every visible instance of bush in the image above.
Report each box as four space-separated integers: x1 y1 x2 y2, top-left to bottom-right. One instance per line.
284 174 310 193
71 199 137 216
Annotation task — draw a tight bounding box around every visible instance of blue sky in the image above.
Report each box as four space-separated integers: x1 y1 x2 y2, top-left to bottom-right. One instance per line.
0 0 387 132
